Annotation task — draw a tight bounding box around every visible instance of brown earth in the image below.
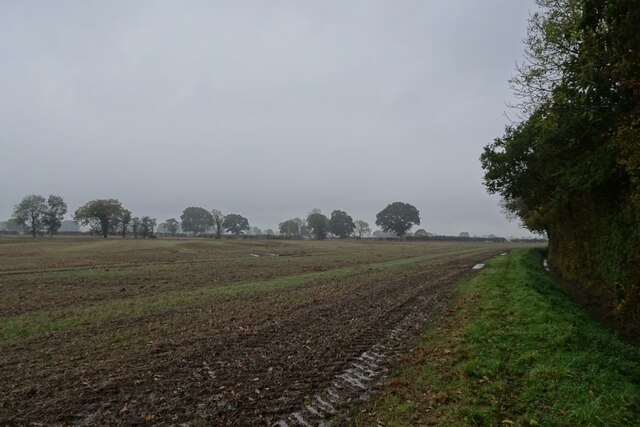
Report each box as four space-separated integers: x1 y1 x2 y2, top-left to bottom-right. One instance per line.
0 238 521 426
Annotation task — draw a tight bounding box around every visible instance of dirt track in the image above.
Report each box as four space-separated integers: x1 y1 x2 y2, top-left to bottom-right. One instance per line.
0 243 509 426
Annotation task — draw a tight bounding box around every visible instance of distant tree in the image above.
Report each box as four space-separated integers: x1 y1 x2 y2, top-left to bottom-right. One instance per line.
307 210 330 240
116 209 132 238
459 232 470 238
181 207 213 237
140 216 157 238
211 209 225 239
60 219 80 232
42 195 68 237
300 224 311 239
279 219 299 236
2 219 22 232
132 217 141 238
222 213 250 236
292 218 304 235
354 220 371 238
414 229 428 237
375 202 420 237
264 228 274 236
372 229 394 238
165 218 179 236
329 210 355 238
12 194 47 237
74 199 127 238
249 226 262 235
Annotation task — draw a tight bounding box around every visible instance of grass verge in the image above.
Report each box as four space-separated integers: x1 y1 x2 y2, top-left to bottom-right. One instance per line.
353 249 640 426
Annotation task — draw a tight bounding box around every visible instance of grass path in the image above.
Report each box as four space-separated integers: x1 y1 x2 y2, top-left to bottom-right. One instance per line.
353 249 640 426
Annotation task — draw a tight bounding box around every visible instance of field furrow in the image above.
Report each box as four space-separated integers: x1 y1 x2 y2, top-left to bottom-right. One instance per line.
0 238 535 426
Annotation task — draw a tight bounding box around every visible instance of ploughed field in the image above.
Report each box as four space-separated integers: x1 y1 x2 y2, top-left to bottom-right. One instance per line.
0 237 529 426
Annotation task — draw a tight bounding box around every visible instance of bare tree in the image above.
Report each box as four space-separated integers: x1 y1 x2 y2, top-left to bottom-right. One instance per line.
354 220 371 238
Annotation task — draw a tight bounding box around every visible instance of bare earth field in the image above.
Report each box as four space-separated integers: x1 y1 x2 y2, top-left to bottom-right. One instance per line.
0 237 535 426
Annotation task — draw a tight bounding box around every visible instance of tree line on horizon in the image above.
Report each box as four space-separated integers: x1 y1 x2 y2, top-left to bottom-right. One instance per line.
8 195 422 240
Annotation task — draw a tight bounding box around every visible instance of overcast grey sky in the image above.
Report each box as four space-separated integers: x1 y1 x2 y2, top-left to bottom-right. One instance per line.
0 1 537 237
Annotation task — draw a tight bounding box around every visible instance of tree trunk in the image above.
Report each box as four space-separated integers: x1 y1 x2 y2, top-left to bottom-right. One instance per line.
31 213 37 237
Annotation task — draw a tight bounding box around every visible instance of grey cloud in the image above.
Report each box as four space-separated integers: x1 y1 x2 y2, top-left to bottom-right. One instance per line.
0 0 537 237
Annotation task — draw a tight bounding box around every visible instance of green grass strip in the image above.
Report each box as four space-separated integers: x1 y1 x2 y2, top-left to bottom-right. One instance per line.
354 249 640 426
0 249 481 344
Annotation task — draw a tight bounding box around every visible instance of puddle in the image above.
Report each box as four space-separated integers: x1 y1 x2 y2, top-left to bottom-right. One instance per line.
472 263 485 270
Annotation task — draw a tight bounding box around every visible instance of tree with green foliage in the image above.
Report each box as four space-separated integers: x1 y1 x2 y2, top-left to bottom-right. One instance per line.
132 217 141 238
329 210 355 238
116 209 132 238
42 195 68 237
12 194 47 237
222 213 250 236
140 216 156 238
306 210 330 240
481 0 640 337
375 202 420 237
180 207 213 237
74 199 127 238
165 218 179 236
279 219 299 236
211 209 225 239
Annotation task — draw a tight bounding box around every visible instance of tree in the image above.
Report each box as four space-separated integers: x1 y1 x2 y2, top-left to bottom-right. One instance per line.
140 216 157 238
222 213 250 236
292 218 304 235
249 226 262 235
116 209 132 238
414 229 428 237
481 0 640 336
264 228 274 236
329 210 355 238
354 220 371 238
375 202 420 237
300 224 311 239
165 218 179 236
279 219 299 236
306 210 330 240
132 217 141 238
42 195 68 237
4 219 24 232
459 232 470 238
13 194 47 237
211 209 225 239
181 207 213 237
74 199 127 238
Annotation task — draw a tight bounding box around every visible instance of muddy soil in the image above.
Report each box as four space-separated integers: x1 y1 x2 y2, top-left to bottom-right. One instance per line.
0 249 505 426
